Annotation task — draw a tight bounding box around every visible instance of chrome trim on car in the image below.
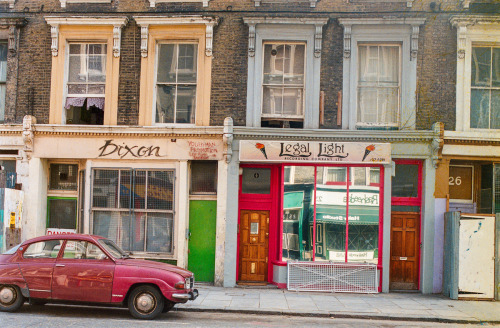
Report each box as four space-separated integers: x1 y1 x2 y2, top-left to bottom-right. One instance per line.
172 289 198 301
112 294 123 298
29 289 51 293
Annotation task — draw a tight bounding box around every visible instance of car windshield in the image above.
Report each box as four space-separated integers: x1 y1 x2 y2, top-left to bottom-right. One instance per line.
98 239 128 259
2 243 21 255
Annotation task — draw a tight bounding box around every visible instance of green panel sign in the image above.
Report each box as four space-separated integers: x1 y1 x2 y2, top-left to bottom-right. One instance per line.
314 205 379 225
188 200 216 282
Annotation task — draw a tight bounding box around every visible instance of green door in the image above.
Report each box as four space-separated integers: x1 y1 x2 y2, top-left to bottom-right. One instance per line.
188 200 216 282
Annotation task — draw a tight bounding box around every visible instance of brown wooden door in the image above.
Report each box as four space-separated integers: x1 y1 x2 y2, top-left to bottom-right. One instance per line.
239 210 269 282
390 212 420 290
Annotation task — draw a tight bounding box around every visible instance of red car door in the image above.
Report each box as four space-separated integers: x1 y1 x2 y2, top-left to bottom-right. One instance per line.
52 240 115 303
18 239 64 299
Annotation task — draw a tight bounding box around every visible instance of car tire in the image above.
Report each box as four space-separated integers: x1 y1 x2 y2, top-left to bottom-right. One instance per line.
0 285 24 312
128 285 164 320
162 300 175 313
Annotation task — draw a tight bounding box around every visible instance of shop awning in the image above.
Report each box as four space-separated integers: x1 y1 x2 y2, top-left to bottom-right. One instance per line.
314 205 379 225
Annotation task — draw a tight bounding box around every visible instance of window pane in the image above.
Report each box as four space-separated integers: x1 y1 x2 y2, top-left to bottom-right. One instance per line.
471 47 491 87
242 168 271 194
176 85 196 123
119 170 131 209
157 44 176 84
392 164 419 198
92 170 119 208
93 211 129 251
177 44 197 83
358 88 378 122
471 89 490 129
48 198 77 229
126 212 145 252
263 44 284 84
24 240 63 259
190 161 217 194
156 85 175 123
492 90 500 129
283 166 315 261
377 87 399 123
49 164 78 190
262 86 283 115
63 240 86 259
315 166 347 262
493 48 500 88
147 170 174 210
282 88 303 116
68 54 85 85
133 170 146 209
0 42 7 82
146 213 173 253
0 84 5 122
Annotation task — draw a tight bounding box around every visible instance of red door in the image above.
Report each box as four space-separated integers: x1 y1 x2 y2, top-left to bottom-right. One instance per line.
52 240 115 303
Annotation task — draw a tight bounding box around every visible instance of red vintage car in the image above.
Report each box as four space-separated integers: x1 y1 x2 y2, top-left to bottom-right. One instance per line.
0 234 198 320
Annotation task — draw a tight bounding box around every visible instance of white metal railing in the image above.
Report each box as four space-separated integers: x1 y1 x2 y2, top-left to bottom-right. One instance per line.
287 261 378 293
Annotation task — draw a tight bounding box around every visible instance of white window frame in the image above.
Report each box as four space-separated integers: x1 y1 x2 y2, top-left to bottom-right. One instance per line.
148 0 210 7
243 17 328 129
451 16 500 132
261 42 306 121
59 0 111 7
356 43 402 129
153 41 198 125
338 18 425 130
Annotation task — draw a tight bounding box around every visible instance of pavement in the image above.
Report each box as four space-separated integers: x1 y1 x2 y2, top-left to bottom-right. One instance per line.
176 285 500 324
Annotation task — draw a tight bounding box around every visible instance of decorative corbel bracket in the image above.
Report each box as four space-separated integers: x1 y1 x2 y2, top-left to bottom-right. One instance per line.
342 24 352 59
140 25 149 58
8 25 17 53
205 21 215 57
22 115 36 161
461 0 471 8
60 0 67 7
314 24 323 58
223 117 234 164
456 25 467 60
50 25 59 57
247 23 256 57
113 24 123 58
430 122 444 169
410 25 419 60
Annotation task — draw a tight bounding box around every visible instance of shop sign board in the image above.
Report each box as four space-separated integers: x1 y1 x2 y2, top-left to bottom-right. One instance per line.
46 228 77 235
34 138 223 161
240 141 391 164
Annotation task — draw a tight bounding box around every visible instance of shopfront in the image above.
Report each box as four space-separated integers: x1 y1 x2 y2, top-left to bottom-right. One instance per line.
236 140 390 289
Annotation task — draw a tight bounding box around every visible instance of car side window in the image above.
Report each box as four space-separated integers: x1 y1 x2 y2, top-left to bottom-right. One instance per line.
63 240 107 260
23 240 64 259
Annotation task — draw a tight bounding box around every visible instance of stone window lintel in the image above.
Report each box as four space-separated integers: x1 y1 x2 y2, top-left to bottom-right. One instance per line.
149 0 211 7
59 0 112 8
134 16 219 57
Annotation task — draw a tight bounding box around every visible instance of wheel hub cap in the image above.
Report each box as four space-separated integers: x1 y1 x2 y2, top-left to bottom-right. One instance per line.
0 287 15 305
136 293 155 313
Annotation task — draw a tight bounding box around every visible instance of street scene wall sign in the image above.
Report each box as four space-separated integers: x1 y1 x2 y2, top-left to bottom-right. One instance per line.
239 140 391 164
34 137 223 160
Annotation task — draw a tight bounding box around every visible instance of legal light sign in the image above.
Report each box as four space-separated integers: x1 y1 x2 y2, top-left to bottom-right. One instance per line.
240 140 391 164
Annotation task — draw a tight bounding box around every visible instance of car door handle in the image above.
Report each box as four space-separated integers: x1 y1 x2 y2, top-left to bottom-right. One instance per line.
55 264 65 267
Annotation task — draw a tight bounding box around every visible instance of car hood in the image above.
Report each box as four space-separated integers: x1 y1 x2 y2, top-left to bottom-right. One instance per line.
116 258 193 278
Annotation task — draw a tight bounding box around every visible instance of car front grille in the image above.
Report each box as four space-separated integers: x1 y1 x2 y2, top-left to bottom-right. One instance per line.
185 276 194 289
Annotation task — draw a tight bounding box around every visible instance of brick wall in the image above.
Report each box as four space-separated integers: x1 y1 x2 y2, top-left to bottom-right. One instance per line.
0 0 482 130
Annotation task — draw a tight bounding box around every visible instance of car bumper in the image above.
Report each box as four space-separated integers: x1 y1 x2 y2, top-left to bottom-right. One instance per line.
172 289 198 301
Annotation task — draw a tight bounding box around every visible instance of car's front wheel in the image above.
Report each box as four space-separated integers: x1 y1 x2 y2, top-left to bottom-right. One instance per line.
128 285 164 320
0 285 24 312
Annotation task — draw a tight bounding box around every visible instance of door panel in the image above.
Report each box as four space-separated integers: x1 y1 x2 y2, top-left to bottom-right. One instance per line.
19 259 56 299
239 210 269 282
390 212 420 290
188 200 216 282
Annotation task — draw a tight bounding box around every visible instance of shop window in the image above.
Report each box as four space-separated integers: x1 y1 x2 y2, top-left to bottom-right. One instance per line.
91 169 174 255
156 43 197 124
241 167 271 194
357 44 400 128
190 161 217 194
49 164 79 190
65 43 106 125
47 198 78 229
243 17 327 129
470 46 500 129
0 41 6 122
282 165 381 264
261 43 305 127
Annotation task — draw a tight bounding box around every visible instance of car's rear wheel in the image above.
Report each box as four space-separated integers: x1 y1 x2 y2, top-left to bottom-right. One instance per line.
128 285 164 320
0 285 24 312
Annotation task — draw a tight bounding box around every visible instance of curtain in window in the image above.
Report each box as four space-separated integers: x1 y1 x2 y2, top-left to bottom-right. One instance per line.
358 45 399 126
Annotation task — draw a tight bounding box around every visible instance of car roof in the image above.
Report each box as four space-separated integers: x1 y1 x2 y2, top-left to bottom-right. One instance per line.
22 234 106 245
